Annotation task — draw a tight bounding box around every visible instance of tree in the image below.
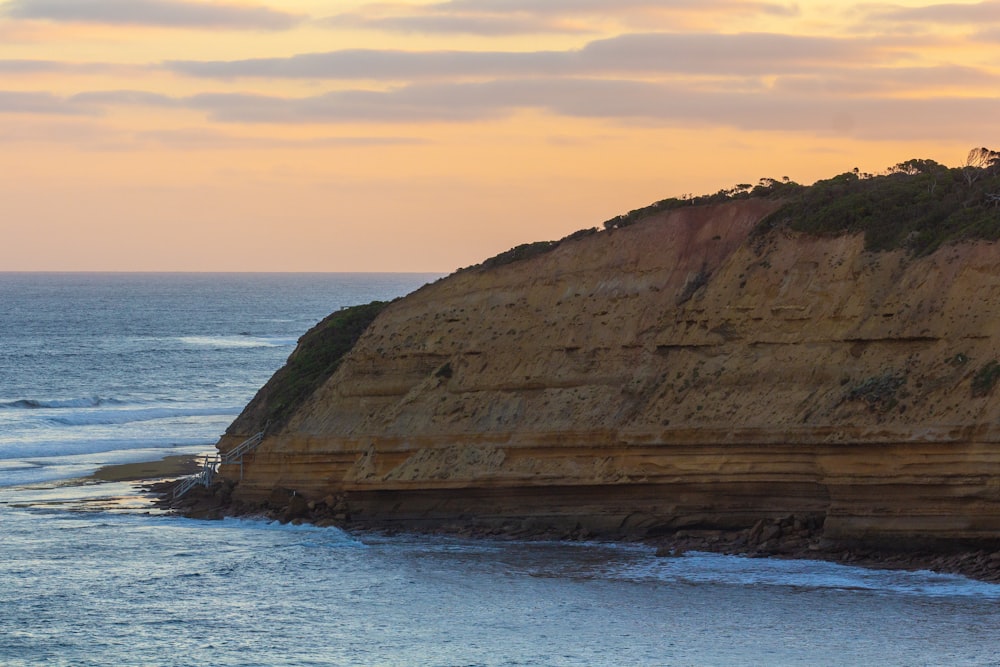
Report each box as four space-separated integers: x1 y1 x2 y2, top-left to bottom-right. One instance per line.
963 147 1000 186
889 158 946 176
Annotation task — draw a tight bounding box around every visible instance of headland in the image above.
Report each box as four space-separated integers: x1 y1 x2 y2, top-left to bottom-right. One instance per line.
163 154 1000 581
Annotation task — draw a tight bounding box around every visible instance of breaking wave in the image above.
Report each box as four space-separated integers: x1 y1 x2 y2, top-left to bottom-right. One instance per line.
178 335 298 349
0 397 126 410
45 406 240 427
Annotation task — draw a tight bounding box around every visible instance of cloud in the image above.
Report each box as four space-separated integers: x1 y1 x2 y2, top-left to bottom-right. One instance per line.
69 90 179 107
774 65 1000 95
168 49 567 80
323 0 800 35
0 90 96 115
975 25 1000 41
5 58 1000 147
185 88 505 123
433 0 796 15
0 59 142 74
62 78 1000 142
0 117 426 151
0 59 80 73
870 1 1000 25
136 128 427 149
167 32 897 81
3 0 301 30
325 12 587 36
577 32 883 75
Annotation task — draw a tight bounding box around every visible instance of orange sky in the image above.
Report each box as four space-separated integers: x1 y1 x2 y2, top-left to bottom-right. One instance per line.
2 0 999 272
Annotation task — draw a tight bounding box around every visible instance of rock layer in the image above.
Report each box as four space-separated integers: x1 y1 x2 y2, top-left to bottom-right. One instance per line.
216 199 1000 550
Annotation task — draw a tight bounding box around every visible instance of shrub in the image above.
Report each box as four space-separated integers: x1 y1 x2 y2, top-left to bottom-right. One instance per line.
479 241 559 270
845 373 906 412
761 155 1000 254
972 360 1000 397
228 300 391 431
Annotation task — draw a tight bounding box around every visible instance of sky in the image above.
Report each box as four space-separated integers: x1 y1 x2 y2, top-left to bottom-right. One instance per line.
2 0 1000 272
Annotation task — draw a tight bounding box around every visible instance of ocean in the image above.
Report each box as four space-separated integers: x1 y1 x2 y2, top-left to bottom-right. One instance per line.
3 272 1000 667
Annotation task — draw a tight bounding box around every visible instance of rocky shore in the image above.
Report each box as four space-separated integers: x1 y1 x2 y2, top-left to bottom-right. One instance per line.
155 477 1000 584
161 179 1000 588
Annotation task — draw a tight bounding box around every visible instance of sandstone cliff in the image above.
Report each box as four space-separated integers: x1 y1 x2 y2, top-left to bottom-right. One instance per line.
214 197 1000 551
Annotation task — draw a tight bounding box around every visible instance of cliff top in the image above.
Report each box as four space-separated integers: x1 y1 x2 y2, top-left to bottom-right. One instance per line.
228 148 1000 435
461 147 1000 275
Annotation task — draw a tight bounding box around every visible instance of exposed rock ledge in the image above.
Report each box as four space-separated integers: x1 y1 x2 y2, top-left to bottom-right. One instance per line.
169 198 1000 577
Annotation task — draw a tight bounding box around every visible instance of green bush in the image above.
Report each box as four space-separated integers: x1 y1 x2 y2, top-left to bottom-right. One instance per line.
229 300 391 431
845 373 906 412
603 178 803 231
478 241 560 270
972 360 1000 397
761 156 1000 254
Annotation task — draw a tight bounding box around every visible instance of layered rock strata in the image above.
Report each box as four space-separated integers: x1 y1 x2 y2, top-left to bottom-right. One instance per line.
215 199 1000 550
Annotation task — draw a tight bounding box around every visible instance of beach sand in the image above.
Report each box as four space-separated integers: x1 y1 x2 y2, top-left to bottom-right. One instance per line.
91 454 203 483
0 454 207 514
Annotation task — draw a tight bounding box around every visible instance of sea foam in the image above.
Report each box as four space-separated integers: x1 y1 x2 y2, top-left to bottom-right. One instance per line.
0 396 126 410
44 405 241 427
178 335 298 349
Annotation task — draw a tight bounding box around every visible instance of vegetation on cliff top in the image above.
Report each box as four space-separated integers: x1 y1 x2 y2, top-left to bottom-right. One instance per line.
470 147 1000 271
227 300 390 433
602 177 803 231
764 148 1000 255
228 149 1000 433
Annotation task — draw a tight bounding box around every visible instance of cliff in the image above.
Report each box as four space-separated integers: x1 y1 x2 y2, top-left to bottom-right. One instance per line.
212 194 1000 553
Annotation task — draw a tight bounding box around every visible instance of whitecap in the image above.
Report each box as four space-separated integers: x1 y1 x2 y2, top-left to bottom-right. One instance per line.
0 397 126 410
45 406 241 427
178 335 297 349
616 550 1000 599
0 436 216 464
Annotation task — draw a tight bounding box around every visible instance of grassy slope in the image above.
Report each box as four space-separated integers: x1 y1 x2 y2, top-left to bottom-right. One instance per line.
226 300 391 434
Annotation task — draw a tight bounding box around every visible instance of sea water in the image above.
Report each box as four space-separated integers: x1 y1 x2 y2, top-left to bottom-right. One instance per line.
3 273 1000 667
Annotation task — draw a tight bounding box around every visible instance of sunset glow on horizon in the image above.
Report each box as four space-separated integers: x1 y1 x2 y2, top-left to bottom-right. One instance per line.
3 0 1000 272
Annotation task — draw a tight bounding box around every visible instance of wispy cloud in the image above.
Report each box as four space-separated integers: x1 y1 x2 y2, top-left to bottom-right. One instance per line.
3 0 302 30
136 128 427 150
577 32 893 75
774 65 1000 95
324 12 587 36
44 79 1000 142
0 59 142 74
69 89 179 107
168 49 568 80
0 116 425 151
167 32 902 81
324 0 800 35
430 0 795 13
186 80 992 142
0 90 96 115
869 1 1000 25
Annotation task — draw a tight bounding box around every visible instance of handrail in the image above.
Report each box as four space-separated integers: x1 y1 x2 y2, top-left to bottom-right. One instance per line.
172 426 268 498
172 453 219 499
221 430 265 464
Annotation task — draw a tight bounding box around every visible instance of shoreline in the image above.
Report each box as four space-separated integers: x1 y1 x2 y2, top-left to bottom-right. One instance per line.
149 473 1000 585
0 455 206 515
90 454 204 483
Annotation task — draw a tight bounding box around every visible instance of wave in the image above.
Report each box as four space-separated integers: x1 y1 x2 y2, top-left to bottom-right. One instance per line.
0 435 214 463
613 550 1000 599
46 406 241 427
178 335 297 349
0 397 126 410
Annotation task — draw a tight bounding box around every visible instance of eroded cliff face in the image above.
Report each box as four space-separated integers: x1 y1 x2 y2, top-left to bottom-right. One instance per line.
216 199 1000 548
